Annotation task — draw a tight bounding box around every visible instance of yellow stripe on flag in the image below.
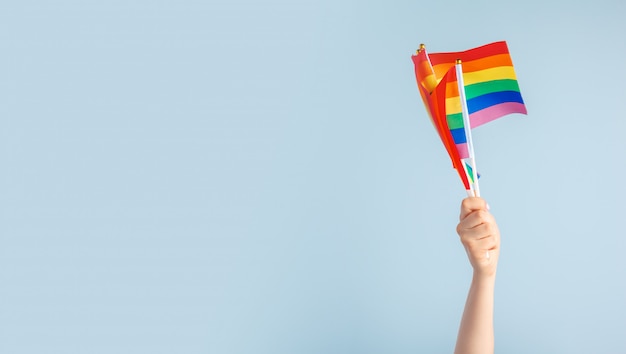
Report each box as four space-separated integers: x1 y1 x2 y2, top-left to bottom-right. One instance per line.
445 96 462 115
462 66 517 85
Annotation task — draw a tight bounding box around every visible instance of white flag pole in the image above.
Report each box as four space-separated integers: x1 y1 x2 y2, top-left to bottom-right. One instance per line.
455 59 480 197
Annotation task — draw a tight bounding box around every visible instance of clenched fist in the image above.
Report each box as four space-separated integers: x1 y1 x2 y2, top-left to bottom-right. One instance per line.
456 197 500 278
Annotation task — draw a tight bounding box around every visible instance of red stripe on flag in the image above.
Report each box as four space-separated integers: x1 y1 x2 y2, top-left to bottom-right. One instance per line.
428 41 510 65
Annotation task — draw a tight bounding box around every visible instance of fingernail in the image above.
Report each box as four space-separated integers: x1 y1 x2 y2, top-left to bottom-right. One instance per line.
486 203 491 211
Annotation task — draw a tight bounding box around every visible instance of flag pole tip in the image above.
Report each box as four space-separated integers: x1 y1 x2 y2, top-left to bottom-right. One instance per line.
456 58 462 64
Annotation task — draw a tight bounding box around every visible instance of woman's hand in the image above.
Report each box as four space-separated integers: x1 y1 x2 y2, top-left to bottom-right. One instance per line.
456 197 500 278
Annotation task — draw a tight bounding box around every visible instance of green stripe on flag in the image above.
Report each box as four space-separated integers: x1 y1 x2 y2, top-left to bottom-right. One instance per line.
464 79 520 100
465 162 475 184
446 113 464 130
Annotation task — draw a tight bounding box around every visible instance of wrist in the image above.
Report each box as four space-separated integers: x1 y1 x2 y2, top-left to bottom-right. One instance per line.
472 271 496 285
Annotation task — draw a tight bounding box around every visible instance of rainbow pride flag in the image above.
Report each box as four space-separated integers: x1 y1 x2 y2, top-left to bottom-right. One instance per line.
464 162 480 184
426 60 472 190
411 41 527 193
441 66 469 159
426 41 527 127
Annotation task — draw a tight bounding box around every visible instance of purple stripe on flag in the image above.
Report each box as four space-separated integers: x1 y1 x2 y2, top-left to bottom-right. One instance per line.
456 143 469 159
469 102 527 128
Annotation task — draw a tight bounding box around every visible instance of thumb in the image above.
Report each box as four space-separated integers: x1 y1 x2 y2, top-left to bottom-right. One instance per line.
459 197 489 221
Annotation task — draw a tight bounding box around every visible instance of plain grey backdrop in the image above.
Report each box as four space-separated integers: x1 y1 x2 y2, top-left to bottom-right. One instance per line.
1 0 625 353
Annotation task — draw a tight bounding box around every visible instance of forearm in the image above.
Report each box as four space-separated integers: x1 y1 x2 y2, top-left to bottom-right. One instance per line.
454 273 496 354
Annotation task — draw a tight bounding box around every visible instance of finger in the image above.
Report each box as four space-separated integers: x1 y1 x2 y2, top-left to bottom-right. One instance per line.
459 197 489 220
467 236 498 253
458 209 495 230
458 222 495 241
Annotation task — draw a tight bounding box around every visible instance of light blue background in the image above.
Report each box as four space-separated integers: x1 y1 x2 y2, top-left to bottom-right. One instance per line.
1 1 625 353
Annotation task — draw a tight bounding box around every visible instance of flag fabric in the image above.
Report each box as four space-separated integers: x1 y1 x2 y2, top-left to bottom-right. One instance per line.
431 64 472 190
427 41 527 128
413 46 437 94
441 66 469 159
411 41 526 192
464 162 480 184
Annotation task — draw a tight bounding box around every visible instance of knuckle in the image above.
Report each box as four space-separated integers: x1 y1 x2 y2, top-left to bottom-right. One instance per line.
475 210 488 221
484 222 495 234
467 242 481 253
456 223 463 236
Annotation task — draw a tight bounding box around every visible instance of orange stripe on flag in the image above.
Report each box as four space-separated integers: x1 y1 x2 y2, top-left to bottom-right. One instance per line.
459 54 513 73
432 54 513 77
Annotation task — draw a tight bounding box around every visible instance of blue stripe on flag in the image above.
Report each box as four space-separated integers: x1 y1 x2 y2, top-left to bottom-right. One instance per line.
467 91 524 114
450 127 467 144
